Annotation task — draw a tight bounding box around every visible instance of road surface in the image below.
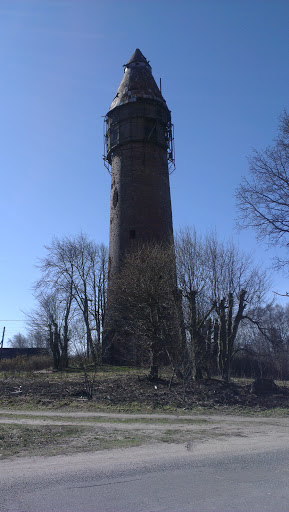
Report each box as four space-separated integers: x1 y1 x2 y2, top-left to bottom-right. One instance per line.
1 411 289 511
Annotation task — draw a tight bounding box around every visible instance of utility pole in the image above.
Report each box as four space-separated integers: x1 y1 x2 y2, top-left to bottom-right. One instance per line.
0 326 5 355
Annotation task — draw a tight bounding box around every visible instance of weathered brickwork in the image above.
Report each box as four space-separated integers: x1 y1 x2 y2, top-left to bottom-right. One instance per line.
109 141 173 276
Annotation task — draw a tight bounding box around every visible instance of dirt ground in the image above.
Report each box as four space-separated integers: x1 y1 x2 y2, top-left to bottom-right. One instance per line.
1 407 289 460
1 371 289 412
1 371 289 459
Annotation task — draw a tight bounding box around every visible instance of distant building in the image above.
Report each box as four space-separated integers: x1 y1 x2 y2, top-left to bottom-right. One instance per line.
0 348 49 360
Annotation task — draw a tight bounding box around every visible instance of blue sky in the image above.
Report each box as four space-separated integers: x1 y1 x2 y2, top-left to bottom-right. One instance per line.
1 0 288 343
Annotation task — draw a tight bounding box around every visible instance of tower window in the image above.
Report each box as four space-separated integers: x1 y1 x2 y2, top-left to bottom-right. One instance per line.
129 229 136 239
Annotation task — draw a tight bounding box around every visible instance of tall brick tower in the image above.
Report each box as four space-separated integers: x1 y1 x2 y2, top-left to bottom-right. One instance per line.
103 49 176 363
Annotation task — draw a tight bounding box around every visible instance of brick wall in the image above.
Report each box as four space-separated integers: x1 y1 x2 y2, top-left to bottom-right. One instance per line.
108 140 173 276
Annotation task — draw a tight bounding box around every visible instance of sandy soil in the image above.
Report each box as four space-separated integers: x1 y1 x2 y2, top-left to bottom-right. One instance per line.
1 427 289 487
1 408 289 482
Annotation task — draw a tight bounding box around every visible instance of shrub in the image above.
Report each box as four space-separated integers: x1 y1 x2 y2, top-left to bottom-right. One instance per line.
0 355 52 373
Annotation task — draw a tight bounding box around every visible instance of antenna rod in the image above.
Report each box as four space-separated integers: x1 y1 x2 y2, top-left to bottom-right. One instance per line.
1 326 5 349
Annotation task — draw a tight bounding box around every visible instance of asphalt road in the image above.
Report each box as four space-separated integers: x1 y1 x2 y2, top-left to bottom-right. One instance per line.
1 442 289 512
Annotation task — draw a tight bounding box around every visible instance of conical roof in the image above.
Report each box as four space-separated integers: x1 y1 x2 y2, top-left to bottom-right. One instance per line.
109 49 166 111
126 48 149 66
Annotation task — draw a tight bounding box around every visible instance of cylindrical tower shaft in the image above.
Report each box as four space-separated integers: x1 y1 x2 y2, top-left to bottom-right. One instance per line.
109 141 174 274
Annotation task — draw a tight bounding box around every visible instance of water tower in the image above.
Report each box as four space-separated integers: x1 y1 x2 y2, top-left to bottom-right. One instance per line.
103 49 176 363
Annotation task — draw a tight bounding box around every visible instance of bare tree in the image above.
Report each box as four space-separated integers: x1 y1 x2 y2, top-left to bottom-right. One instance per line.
109 242 183 380
34 234 108 363
70 237 107 361
176 228 269 382
175 228 216 379
8 333 30 348
89 243 108 356
206 234 268 382
236 110 289 266
26 292 71 370
70 321 99 399
238 303 289 380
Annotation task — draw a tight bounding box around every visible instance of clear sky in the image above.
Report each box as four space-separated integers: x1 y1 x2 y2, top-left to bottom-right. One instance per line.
1 0 288 343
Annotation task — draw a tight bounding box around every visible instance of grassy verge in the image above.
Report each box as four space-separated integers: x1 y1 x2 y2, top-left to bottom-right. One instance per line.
2 398 289 417
0 411 210 425
0 423 147 459
0 418 237 460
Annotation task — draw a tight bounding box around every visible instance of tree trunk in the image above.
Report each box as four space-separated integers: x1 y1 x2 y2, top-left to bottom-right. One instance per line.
217 290 247 382
60 287 73 370
188 290 197 379
149 340 159 380
173 288 189 382
217 298 227 380
83 295 93 360
49 323 61 370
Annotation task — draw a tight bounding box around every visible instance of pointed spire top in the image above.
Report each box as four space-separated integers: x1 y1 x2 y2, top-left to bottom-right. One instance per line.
125 49 150 67
109 49 167 111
